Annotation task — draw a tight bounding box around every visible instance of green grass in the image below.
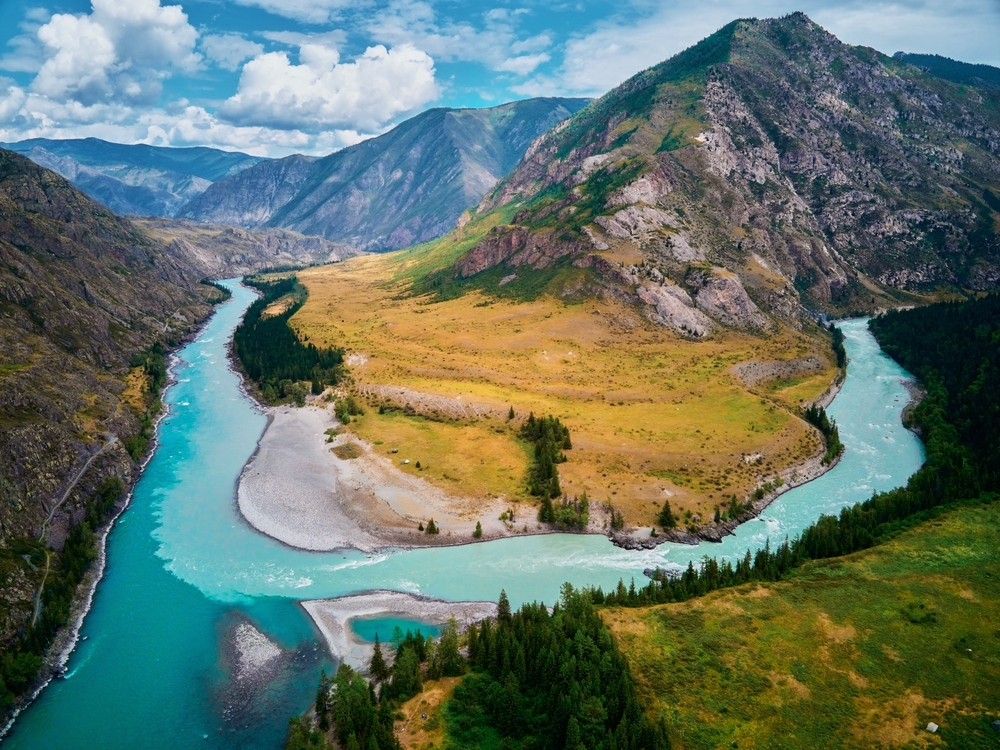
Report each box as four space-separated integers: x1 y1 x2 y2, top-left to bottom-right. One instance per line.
604 501 1000 749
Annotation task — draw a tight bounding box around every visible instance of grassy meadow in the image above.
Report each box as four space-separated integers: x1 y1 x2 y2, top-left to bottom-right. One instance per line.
290 248 837 527
603 501 1000 749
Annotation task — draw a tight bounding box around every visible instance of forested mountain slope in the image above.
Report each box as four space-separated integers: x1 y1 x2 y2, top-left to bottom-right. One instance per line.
178 98 590 252
0 148 219 706
2 138 265 218
420 13 1000 333
893 52 1000 92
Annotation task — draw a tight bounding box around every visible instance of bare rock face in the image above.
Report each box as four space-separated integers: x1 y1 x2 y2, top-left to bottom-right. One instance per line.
688 268 770 330
0 149 214 666
636 283 714 336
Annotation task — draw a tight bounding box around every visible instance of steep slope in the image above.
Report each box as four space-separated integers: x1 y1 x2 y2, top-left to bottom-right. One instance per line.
2 138 266 217
134 217 360 278
0 148 217 684
178 97 590 251
427 14 1000 333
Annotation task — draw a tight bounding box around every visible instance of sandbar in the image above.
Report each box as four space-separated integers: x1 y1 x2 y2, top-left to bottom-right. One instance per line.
302 591 497 672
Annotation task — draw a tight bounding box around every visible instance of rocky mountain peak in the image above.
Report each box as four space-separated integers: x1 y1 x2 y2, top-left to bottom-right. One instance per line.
436 13 1000 334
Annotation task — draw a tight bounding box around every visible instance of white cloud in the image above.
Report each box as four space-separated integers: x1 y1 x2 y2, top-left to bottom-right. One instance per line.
497 53 550 76
201 34 264 71
0 78 28 124
28 0 201 106
369 0 554 75
231 0 365 25
0 91 370 157
219 42 440 132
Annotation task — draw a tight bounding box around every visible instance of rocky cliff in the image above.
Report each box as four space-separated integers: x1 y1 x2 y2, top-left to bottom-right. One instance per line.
2 138 266 217
178 97 590 251
0 149 217 677
433 14 1000 333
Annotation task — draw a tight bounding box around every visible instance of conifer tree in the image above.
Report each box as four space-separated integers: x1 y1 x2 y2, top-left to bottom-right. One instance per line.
658 500 677 529
497 589 512 624
369 634 389 683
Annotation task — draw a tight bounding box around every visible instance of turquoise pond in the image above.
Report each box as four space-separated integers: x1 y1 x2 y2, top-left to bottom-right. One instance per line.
4 281 925 749
351 618 442 644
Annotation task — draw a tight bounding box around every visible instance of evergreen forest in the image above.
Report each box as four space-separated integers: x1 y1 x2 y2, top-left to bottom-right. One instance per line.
233 276 345 403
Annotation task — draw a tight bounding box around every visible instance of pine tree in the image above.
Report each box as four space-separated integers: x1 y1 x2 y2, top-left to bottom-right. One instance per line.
473 521 483 538
497 589 512 625
508 405 515 420
658 500 677 529
565 716 582 750
369 634 389 683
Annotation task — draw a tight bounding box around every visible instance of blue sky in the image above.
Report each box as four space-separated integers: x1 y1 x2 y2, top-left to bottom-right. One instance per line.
1 0 998 156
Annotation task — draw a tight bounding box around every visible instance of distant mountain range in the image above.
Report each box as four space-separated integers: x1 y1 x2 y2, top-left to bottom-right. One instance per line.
0 138 266 217
178 97 589 252
414 13 1000 331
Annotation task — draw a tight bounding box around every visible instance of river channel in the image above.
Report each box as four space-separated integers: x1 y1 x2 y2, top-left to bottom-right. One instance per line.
4 280 924 749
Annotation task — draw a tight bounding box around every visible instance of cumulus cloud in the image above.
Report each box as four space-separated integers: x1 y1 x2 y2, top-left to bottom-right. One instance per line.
29 0 200 106
201 34 264 71
0 78 28 124
219 42 440 132
0 90 372 156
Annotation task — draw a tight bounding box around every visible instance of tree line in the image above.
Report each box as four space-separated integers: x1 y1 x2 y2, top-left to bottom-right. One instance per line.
0 477 123 713
449 586 670 750
597 294 999 607
288 586 669 750
233 276 345 404
803 404 843 465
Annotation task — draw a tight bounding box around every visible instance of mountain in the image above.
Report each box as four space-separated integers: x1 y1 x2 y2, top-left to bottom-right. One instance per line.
893 52 1000 92
0 148 220 668
177 97 590 252
1 138 266 217
133 217 360 278
420 14 1000 333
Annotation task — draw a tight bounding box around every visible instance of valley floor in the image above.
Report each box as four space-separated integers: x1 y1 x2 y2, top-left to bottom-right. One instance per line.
285 254 840 533
604 501 1000 749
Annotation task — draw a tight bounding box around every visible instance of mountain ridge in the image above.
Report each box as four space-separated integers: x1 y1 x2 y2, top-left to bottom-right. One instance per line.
178 97 590 252
1 138 267 218
416 13 1000 333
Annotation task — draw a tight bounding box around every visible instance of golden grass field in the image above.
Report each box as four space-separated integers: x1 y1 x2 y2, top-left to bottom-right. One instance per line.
291 250 837 528
603 502 1000 749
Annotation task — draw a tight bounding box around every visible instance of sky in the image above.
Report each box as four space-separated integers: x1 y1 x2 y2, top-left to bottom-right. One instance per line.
0 0 998 157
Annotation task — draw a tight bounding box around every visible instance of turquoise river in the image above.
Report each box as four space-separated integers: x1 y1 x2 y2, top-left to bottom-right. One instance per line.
4 281 925 748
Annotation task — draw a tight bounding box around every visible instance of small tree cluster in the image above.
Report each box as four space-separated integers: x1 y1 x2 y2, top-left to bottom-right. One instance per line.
539 493 590 529
804 404 843 464
520 414 571 498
